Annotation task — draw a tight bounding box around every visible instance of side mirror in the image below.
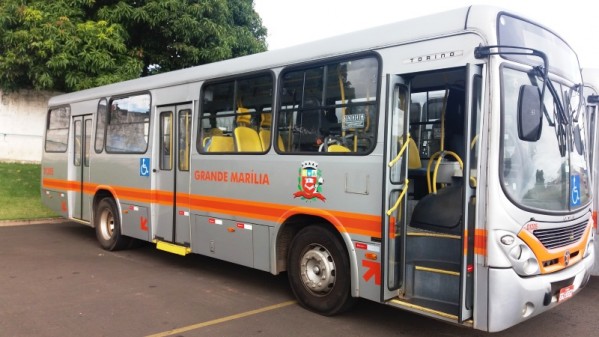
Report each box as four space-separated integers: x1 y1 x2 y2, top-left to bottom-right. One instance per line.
518 85 542 142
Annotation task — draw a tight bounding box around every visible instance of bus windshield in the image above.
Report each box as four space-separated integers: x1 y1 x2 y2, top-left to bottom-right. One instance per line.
498 14 581 80
501 67 591 211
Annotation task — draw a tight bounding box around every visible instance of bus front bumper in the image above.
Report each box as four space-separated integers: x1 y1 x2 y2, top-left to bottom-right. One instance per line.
485 254 593 332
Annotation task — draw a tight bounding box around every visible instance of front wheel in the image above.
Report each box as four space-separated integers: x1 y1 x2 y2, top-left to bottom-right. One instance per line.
94 198 131 251
287 225 354 315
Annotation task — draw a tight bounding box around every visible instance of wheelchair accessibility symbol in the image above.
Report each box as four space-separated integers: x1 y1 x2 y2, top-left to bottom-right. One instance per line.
570 175 581 207
140 158 150 177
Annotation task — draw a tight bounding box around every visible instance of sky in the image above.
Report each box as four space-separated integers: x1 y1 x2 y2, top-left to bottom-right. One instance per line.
253 0 599 69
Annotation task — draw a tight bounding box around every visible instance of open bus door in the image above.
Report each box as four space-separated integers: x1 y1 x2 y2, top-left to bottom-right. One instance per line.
72 114 93 221
154 104 193 252
383 64 482 323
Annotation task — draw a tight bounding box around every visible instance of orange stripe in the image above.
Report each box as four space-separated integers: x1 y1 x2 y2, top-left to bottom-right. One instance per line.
43 178 382 237
474 229 487 256
463 229 468 255
43 178 79 191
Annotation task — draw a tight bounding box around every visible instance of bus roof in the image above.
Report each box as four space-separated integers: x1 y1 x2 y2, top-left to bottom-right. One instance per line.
48 5 533 106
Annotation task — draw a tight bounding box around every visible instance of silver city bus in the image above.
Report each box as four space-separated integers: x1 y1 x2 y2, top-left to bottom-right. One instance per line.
41 6 594 332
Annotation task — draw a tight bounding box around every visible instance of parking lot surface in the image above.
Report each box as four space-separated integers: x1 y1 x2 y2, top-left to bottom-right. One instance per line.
1 221 598 337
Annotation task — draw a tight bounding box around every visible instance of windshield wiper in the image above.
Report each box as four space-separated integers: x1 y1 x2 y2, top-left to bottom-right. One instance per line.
533 66 570 157
533 66 569 126
566 84 583 122
475 45 569 156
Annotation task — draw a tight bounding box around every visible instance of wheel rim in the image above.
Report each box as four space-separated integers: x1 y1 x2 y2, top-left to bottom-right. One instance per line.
99 207 115 241
299 243 336 295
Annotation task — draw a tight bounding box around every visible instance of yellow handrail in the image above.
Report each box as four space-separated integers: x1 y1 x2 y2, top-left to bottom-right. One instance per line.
338 71 347 138
426 151 442 193
427 150 463 194
386 178 409 216
388 134 413 168
440 89 449 151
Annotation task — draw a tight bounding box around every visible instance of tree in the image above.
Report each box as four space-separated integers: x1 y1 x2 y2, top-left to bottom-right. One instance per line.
0 0 267 92
95 0 268 75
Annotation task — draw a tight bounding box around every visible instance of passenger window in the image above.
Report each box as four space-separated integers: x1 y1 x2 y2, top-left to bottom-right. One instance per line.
178 109 192 171
199 74 273 153
74 120 82 166
94 99 108 153
45 107 70 153
106 94 151 153
278 56 379 154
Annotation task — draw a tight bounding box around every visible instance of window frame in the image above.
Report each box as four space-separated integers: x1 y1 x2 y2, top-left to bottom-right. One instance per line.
276 52 381 155
44 106 71 153
105 92 152 154
198 71 275 155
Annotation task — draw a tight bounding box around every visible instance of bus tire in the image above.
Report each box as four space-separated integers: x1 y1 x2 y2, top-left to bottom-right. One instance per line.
94 198 131 251
287 225 355 315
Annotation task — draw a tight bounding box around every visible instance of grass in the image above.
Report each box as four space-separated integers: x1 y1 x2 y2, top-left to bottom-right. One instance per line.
0 162 58 220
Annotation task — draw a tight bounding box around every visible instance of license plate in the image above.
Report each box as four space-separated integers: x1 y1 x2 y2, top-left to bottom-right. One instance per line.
558 284 575 302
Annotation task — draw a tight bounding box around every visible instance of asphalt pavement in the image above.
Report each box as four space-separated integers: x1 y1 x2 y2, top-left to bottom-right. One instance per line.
1 220 598 337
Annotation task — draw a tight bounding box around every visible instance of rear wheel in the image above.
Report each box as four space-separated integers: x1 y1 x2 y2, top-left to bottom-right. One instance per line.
287 225 354 315
94 198 131 251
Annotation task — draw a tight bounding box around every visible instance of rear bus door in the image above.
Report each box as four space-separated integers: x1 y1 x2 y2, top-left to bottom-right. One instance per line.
73 114 93 221
154 104 193 245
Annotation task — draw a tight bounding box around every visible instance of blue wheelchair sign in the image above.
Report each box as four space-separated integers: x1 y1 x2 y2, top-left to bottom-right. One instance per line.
570 175 581 207
140 158 150 177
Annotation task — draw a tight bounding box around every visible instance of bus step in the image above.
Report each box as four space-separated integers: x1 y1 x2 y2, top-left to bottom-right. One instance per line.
407 261 460 306
154 240 191 256
389 297 459 320
414 261 460 276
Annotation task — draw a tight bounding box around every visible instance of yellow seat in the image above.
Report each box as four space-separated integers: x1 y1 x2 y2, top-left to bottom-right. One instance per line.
408 139 422 169
260 112 272 128
205 128 223 137
236 114 251 126
327 144 351 152
236 107 251 126
259 130 270 151
206 136 234 152
234 126 263 152
259 112 285 152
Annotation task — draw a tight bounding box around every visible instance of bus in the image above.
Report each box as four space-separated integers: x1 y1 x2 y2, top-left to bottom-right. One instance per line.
582 68 599 276
41 5 595 332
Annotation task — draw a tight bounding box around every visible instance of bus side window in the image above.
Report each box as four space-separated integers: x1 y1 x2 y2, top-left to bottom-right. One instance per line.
277 56 379 154
45 107 70 153
199 73 273 154
94 98 108 153
105 94 151 154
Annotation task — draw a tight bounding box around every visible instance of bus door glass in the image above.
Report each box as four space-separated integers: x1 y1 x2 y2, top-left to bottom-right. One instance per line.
384 66 481 322
155 104 193 245
73 114 93 221
383 75 410 299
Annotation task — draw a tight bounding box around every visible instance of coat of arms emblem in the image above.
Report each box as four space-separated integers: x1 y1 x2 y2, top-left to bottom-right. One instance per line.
293 161 325 201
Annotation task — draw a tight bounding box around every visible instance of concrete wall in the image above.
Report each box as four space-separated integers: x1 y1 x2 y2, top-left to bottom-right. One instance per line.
0 90 59 163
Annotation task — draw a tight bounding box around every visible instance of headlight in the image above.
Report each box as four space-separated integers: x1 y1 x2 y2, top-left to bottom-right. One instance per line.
497 231 540 276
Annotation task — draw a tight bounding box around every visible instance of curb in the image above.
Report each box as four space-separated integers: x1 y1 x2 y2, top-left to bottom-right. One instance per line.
0 218 67 227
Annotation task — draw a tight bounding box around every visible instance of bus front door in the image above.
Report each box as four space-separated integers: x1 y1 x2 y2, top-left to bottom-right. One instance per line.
154 104 193 246
384 66 481 323
73 114 93 221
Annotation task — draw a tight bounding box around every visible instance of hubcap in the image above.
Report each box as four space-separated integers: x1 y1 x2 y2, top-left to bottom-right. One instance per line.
299 244 336 295
99 207 114 241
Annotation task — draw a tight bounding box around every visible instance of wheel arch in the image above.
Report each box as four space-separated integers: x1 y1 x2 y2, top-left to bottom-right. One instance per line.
275 213 360 297
92 187 119 228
